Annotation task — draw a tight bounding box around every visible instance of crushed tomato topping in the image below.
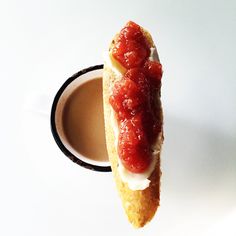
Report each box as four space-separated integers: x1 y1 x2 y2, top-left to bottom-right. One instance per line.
109 21 163 173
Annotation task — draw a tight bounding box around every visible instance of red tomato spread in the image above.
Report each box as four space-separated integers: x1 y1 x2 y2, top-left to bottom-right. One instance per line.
109 21 163 173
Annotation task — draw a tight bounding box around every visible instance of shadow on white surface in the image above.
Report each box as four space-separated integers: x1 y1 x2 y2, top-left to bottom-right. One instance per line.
158 114 236 235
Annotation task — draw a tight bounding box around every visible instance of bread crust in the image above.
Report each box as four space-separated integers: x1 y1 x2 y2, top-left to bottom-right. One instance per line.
103 26 163 228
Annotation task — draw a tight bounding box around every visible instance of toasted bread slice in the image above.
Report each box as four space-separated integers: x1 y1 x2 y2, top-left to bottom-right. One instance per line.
103 23 163 228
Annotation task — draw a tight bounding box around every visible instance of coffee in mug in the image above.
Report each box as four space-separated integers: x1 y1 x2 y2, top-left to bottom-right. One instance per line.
51 65 111 172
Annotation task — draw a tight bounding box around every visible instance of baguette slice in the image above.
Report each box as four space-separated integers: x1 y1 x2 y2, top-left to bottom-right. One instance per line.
103 22 163 228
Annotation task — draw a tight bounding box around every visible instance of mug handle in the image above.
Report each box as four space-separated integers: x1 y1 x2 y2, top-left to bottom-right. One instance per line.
23 90 53 117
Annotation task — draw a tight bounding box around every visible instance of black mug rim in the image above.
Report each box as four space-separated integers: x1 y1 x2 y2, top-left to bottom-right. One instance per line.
50 64 111 172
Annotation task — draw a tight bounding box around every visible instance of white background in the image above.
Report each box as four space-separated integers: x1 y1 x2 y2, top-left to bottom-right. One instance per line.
0 0 236 235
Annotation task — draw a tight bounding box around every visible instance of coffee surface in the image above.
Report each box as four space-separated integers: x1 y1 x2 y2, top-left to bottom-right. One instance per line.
62 78 108 162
